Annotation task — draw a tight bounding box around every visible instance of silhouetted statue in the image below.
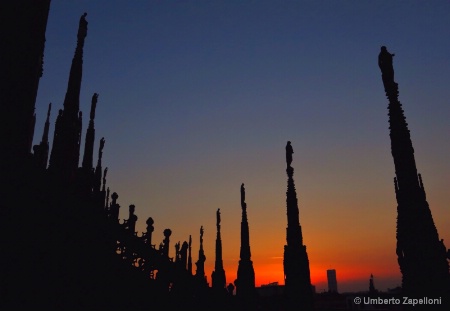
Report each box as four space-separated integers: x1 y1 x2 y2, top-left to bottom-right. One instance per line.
180 241 189 270
216 208 221 227
378 46 395 86
109 192 120 221
126 204 138 234
286 141 293 168
240 183 245 204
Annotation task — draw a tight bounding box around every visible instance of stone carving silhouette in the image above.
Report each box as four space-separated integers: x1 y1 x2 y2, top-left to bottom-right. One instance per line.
286 141 293 168
180 241 189 269
216 208 221 227
378 46 395 85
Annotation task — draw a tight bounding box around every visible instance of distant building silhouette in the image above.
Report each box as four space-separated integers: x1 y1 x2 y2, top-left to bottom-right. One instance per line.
327 269 338 293
378 46 450 309
369 274 377 295
235 183 256 302
283 141 314 310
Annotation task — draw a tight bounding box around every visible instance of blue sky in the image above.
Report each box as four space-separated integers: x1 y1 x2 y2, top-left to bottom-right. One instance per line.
34 1 450 291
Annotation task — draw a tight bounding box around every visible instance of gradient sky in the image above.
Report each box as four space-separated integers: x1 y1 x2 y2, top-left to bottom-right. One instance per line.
34 1 450 292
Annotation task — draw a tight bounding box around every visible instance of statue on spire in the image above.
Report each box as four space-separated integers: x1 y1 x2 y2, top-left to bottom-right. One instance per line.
286 141 294 168
378 46 395 83
216 208 221 228
77 13 88 42
240 183 246 208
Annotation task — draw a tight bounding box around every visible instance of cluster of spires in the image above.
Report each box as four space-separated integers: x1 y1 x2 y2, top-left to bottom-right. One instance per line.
24 14 290 307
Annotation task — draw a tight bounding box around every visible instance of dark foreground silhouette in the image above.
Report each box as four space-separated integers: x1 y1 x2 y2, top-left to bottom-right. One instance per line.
1 2 449 310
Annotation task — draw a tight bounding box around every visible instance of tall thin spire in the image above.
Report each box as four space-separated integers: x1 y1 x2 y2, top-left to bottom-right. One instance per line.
63 12 87 116
82 93 98 171
33 103 51 169
235 183 256 299
93 137 105 192
378 46 449 305
212 208 227 292
195 226 207 285
188 235 193 275
283 141 314 311
48 13 88 178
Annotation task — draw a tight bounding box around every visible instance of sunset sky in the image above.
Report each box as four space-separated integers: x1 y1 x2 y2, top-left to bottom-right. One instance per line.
34 1 450 292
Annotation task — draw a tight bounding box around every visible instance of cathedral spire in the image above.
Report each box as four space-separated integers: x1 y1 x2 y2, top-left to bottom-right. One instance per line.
82 93 98 171
378 46 449 305
48 13 88 178
42 103 51 146
93 137 105 192
188 235 193 275
283 141 314 311
63 13 87 117
235 183 256 299
195 226 207 285
33 103 51 169
212 208 226 293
